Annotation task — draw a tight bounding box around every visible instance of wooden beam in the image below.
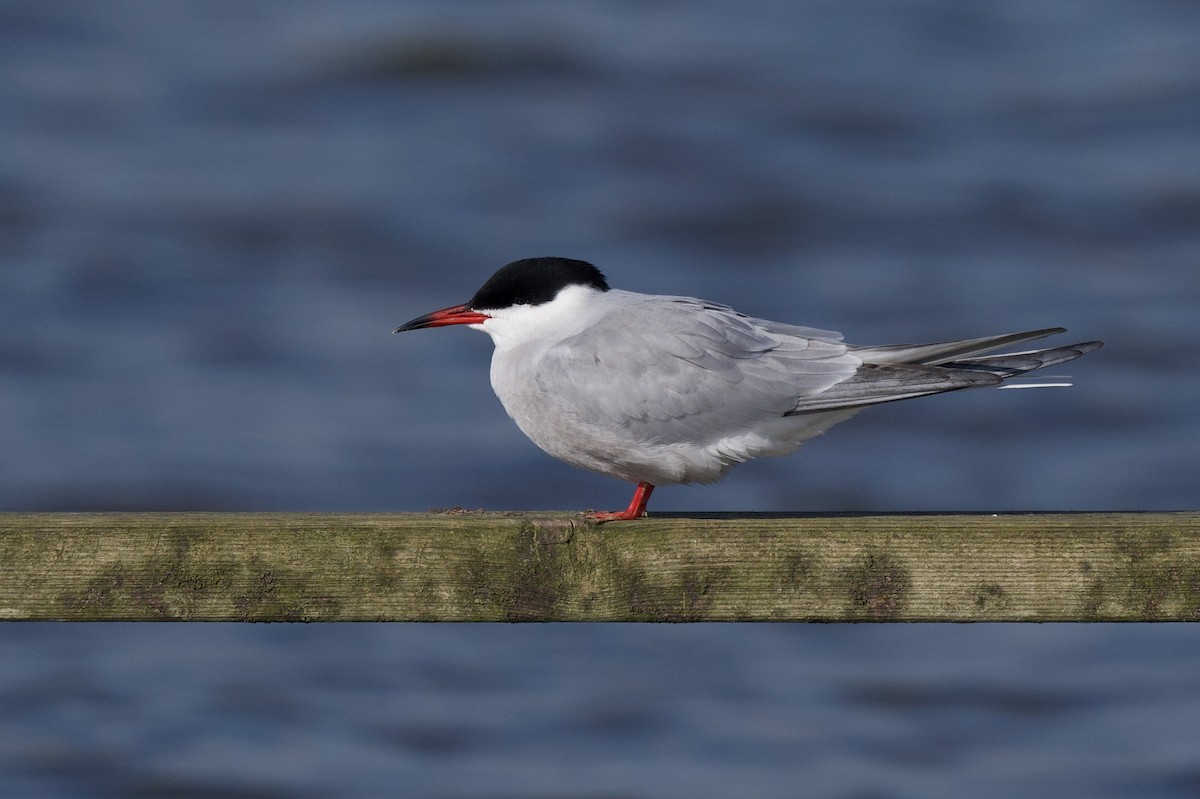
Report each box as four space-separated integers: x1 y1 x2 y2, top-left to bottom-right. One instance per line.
1 512 1197 621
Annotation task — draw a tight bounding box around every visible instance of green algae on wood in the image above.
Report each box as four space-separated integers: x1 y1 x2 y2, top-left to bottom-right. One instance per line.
0 512 1197 621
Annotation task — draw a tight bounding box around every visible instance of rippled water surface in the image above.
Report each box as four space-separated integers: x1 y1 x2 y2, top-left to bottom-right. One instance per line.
5 625 1200 799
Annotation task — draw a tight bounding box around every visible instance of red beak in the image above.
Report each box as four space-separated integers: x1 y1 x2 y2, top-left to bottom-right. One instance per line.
393 303 490 333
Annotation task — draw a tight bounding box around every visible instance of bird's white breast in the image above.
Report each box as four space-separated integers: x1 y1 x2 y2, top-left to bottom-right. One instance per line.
482 287 658 480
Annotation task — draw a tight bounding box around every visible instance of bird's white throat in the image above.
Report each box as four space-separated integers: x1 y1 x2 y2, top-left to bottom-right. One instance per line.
475 284 606 348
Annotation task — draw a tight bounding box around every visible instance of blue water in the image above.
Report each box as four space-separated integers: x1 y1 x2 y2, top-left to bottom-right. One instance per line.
4 625 1200 798
2 2 1199 796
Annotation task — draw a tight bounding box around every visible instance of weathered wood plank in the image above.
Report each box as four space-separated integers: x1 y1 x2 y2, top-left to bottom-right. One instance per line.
1 512 1197 621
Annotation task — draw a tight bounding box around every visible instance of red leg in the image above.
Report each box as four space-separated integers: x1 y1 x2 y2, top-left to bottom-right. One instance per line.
587 482 655 523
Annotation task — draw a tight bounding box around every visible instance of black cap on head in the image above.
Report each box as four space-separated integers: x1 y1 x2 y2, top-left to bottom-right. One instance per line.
469 257 609 311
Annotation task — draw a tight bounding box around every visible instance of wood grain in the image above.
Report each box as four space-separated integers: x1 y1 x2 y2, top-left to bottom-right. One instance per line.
1 512 1196 621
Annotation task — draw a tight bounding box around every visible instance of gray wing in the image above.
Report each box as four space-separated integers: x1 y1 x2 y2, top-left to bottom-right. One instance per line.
544 297 1099 431
540 295 860 444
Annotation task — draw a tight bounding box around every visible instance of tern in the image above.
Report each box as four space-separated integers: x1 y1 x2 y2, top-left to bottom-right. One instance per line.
395 257 1101 521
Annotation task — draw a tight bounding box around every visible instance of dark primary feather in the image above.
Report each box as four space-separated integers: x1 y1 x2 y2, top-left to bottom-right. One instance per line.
787 335 1103 415
784 363 1002 415
849 327 1066 365
946 342 1104 376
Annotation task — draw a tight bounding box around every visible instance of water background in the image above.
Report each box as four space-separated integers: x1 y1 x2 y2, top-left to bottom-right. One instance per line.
2 2 1198 796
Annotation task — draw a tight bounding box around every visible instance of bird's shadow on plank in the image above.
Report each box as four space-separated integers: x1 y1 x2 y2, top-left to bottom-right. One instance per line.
647 510 1113 520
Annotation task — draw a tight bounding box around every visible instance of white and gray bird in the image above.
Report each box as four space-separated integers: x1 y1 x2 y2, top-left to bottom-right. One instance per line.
395 257 1101 521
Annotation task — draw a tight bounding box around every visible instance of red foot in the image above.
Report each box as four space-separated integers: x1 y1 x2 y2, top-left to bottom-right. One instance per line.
587 482 655 523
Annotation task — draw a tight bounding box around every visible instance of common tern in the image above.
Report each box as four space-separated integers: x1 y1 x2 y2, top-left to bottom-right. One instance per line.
396 257 1101 521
